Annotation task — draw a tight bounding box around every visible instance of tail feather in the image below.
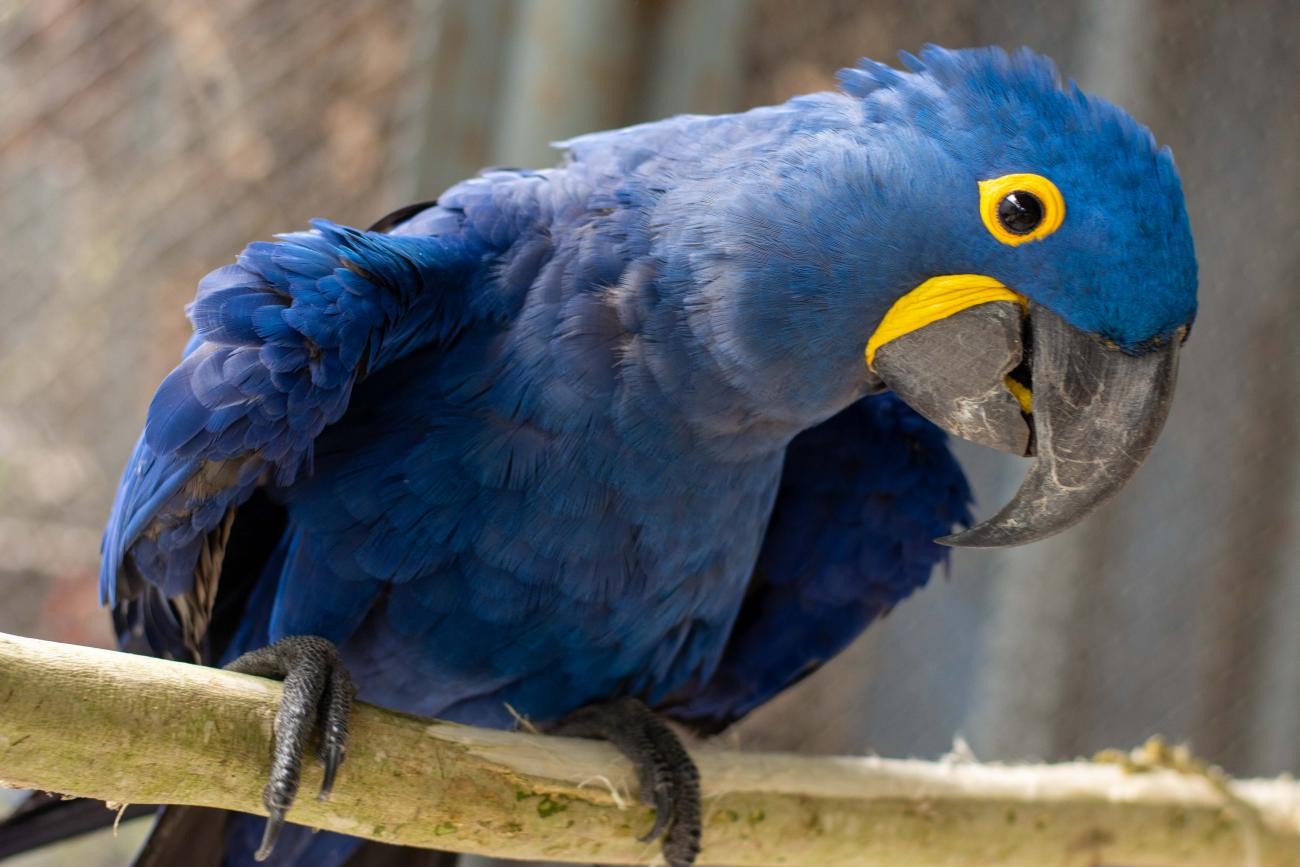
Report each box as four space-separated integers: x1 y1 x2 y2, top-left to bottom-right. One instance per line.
343 841 461 867
223 811 462 867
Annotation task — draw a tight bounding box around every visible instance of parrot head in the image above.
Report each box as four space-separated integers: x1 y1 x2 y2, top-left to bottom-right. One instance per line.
846 46 1197 547
707 45 1195 547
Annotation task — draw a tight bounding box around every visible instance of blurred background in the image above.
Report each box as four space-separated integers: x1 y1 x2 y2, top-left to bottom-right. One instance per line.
0 1 1296 865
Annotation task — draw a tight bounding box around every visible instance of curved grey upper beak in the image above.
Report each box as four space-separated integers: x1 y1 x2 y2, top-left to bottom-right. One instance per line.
939 304 1180 547
872 301 1181 549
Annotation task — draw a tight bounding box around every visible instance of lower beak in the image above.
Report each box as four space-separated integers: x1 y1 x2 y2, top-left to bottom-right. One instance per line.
871 299 1181 548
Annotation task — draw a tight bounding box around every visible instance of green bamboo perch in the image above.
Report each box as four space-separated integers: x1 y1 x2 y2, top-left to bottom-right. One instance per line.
2 632 1299 865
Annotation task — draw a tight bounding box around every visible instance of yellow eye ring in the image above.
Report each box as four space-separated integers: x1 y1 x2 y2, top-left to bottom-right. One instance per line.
978 173 1066 246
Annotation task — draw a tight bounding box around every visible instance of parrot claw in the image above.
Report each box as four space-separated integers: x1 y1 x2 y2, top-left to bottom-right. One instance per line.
224 635 356 861
551 698 701 867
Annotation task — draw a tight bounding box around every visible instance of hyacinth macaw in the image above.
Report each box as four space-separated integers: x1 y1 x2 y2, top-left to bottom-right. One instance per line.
0 45 1196 867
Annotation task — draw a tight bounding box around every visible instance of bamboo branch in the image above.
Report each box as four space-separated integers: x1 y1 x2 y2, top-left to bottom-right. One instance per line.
2 633 1300 866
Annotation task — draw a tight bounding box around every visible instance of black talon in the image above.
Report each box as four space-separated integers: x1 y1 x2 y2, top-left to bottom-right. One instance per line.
318 741 345 802
316 662 354 800
224 635 355 861
255 795 287 862
550 698 702 867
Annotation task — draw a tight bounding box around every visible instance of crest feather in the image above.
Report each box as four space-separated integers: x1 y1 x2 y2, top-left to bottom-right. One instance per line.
836 58 905 98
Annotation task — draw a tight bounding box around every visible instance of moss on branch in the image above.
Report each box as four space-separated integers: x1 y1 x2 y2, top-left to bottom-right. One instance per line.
2 633 1299 865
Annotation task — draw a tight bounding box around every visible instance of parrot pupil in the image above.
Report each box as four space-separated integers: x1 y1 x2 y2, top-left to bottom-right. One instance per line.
997 191 1044 234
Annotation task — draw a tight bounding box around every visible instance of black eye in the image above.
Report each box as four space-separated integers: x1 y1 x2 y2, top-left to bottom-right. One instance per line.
996 191 1044 235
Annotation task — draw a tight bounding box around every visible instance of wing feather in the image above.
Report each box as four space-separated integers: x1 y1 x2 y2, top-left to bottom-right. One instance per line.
102 211 495 659
663 393 972 732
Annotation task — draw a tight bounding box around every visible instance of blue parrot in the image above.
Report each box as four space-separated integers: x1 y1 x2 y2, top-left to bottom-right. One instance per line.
0 45 1196 867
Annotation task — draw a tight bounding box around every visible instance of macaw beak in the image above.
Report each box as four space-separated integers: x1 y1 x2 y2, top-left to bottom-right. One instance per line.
868 277 1181 548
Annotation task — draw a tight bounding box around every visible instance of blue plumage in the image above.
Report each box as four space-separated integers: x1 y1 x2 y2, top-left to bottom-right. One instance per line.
665 394 970 728
97 45 1196 866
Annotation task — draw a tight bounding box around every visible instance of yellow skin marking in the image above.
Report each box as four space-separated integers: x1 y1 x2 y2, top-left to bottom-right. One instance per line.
978 173 1066 246
1004 375 1033 414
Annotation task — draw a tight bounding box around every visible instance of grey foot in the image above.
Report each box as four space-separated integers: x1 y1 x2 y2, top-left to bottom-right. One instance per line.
224 635 355 861
551 698 701 867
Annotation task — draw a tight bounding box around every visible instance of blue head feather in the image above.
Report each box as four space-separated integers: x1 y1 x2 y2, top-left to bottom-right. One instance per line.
837 45 1190 350
837 45 1197 350
617 45 1198 436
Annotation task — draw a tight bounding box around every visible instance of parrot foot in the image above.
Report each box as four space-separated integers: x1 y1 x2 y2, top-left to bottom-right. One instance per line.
224 635 355 862
550 698 701 867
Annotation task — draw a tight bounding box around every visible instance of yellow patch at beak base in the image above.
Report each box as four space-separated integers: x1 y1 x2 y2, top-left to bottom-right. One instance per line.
865 274 1026 368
